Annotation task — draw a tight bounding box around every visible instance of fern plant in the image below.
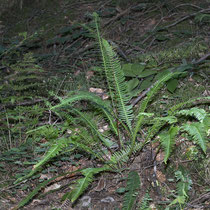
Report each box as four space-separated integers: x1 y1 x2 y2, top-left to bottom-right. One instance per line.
169 169 192 209
0 51 45 150
122 171 140 210
14 12 210 209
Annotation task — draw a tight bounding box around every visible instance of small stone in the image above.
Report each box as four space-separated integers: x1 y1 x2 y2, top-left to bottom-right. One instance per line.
81 196 91 207
101 196 115 203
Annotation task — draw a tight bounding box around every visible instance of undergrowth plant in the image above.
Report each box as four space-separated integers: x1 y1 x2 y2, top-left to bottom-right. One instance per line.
168 169 193 209
14 13 210 209
0 50 45 150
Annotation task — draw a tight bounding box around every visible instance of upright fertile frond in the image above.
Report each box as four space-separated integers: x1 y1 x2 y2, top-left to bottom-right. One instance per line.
94 12 114 102
122 171 140 210
102 39 134 131
94 12 133 131
159 126 179 164
181 122 207 154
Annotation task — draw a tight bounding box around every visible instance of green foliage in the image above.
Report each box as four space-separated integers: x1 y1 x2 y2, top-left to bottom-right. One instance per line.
169 170 192 208
181 122 207 154
160 126 179 164
94 13 133 132
14 137 70 184
68 167 108 203
122 171 140 210
101 39 134 131
0 50 46 150
177 107 207 122
139 190 152 210
128 37 209 95
13 170 82 210
158 107 209 163
14 12 209 208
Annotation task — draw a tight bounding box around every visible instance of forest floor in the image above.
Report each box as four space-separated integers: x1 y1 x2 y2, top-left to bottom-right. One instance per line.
0 0 210 209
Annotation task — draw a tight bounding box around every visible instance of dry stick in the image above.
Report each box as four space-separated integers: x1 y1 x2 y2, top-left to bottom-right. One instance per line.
163 8 210 29
131 82 157 106
167 3 203 13
187 192 210 206
103 7 131 28
97 0 112 10
142 7 210 46
141 13 164 45
53 36 84 63
192 53 210 65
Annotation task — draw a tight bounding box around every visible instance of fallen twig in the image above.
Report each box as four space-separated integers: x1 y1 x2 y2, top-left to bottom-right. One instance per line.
163 8 210 29
103 7 131 28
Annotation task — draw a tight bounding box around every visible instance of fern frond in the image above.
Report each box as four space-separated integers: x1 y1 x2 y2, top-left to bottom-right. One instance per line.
139 190 152 210
51 91 118 135
51 91 107 109
71 108 115 148
145 120 166 142
74 126 116 162
33 138 68 170
175 170 192 197
122 171 140 210
102 39 134 131
15 170 82 210
138 71 181 115
153 116 178 124
159 126 179 164
130 71 181 156
168 96 210 115
181 122 207 153
69 167 108 203
176 107 207 122
94 12 115 105
69 139 105 162
144 115 178 142
169 196 186 207
111 146 131 166
94 13 133 132
14 137 70 184
111 142 145 167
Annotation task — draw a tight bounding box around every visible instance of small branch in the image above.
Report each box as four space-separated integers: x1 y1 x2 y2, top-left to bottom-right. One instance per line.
192 53 210 65
131 82 157 106
103 7 131 28
163 8 210 29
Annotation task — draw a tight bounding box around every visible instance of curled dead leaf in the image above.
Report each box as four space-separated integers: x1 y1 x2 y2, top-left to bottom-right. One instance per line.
156 152 164 162
44 183 61 193
156 170 166 183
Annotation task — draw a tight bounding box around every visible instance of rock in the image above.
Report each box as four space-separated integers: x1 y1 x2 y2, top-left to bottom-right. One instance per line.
101 196 115 203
